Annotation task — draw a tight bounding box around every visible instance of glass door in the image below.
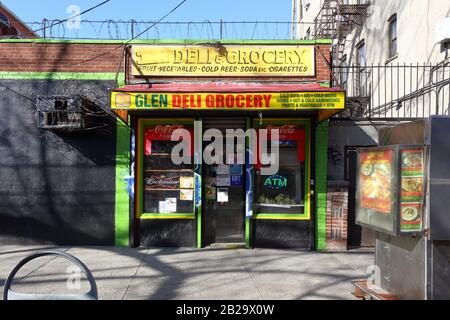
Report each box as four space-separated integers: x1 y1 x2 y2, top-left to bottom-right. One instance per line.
202 118 246 245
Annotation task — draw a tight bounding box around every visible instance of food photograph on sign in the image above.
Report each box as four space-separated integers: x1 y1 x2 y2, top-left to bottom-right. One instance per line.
359 150 394 213
356 148 399 235
401 149 424 170
399 149 425 232
400 203 422 232
401 177 423 200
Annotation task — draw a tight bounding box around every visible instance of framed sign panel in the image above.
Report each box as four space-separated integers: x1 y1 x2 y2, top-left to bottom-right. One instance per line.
356 145 425 236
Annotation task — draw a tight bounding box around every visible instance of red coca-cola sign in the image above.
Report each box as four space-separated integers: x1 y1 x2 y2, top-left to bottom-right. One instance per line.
264 124 302 141
144 124 194 156
154 124 184 134
147 125 185 140
266 124 296 135
256 124 306 167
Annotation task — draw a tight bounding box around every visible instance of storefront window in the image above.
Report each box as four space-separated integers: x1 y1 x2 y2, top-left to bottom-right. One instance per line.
141 122 195 215
254 122 307 215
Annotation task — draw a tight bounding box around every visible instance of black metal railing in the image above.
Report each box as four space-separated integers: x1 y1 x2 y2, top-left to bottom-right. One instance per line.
333 63 450 120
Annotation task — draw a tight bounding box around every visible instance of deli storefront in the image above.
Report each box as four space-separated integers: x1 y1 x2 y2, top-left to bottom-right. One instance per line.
112 42 345 249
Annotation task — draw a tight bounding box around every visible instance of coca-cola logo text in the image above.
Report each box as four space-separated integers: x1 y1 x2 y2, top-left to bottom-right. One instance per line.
266 124 296 134
153 125 184 134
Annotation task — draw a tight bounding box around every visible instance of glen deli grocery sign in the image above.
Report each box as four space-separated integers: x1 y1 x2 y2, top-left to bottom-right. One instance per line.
111 91 346 110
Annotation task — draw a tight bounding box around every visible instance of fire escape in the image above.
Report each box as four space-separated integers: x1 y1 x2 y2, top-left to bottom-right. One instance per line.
313 0 369 64
313 0 370 117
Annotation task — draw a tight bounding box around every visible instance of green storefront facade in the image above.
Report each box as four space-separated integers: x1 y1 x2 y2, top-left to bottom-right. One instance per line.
0 38 340 250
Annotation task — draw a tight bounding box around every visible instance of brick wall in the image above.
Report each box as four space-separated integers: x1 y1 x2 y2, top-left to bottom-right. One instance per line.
0 42 124 73
325 187 349 252
0 41 331 82
315 44 332 82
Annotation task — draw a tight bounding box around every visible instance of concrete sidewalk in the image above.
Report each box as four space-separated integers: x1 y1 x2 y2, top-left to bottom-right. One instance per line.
0 245 373 300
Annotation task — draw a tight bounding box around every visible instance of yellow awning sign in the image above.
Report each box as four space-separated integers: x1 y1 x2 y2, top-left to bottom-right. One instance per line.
111 91 345 110
131 45 315 77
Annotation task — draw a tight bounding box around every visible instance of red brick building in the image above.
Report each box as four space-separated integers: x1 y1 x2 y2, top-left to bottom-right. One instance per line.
0 2 37 38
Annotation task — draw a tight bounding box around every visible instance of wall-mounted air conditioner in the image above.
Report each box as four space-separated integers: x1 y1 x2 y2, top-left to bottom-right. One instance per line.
36 96 84 130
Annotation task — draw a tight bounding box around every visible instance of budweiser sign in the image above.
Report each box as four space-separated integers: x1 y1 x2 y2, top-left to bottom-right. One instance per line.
145 176 180 189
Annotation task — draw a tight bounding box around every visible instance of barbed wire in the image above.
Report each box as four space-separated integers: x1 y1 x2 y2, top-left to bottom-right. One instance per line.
20 20 317 40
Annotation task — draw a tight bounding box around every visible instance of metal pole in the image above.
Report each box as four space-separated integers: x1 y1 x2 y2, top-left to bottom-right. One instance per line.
410 62 412 118
416 62 419 118
370 62 373 118
42 19 47 38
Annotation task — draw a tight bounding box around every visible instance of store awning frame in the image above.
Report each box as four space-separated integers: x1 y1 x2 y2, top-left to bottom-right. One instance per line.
113 82 342 93
111 82 346 124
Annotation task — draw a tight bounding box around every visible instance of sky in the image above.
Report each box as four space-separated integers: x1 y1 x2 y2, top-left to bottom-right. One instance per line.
2 0 293 23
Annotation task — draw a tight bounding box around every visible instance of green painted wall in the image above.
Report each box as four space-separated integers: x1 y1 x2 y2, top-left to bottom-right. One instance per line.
115 118 130 246
315 120 329 251
114 78 130 246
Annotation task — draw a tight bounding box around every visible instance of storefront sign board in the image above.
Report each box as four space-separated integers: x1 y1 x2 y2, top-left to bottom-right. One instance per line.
111 91 345 110
132 45 315 77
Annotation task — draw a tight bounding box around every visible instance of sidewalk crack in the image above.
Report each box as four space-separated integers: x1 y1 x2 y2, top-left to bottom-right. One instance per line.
235 250 264 300
121 248 149 300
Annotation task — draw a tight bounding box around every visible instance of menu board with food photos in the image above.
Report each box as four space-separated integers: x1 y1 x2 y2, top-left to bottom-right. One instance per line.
399 148 425 233
356 145 426 236
359 149 395 214
356 146 398 235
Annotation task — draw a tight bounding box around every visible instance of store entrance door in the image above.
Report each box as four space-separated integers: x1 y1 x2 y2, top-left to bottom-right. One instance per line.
202 118 246 245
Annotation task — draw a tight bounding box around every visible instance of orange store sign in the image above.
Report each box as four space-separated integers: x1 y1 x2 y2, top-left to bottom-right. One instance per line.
111 91 345 110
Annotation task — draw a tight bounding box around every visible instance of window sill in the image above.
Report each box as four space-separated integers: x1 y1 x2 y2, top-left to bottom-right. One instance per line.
385 55 398 64
140 213 195 219
253 214 309 220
